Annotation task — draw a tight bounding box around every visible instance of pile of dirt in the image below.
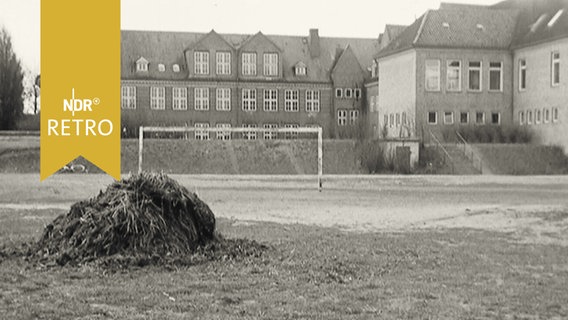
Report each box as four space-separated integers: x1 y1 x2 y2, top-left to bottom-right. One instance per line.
30 172 264 267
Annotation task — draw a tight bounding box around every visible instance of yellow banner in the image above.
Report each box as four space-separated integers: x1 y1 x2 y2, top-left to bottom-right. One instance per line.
40 0 120 180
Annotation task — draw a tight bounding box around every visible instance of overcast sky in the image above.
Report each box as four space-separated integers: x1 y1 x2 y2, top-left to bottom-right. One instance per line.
0 0 500 75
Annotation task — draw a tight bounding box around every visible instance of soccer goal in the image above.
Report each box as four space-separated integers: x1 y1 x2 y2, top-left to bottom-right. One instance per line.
138 126 324 191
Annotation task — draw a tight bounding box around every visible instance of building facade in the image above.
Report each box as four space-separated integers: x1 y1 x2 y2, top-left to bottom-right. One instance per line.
120 29 379 139
372 0 568 151
374 4 519 142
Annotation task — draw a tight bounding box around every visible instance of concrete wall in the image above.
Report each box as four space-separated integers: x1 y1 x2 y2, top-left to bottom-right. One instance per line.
513 37 568 152
378 49 417 139
415 48 514 141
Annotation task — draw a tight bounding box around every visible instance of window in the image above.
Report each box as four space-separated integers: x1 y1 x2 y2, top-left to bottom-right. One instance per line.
172 87 187 110
371 60 378 78
216 123 231 140
338 110 347 126
427 112 437 124
173 64 180 73
335 88 343 98
544 108 550 123
195 123 210 140
284 124 299 139
552 51 560 86
519 111 525 125
216 52 231 75
468 61 482 91
121 86 136 109
263 124 278 140
443 112 453 124
242 52 257 75
519 59 527 91
345 88 353 98
552 108 559 122
263 89 278 112
527 110 533 124
491 112 500 125
535 109 542 124
370 96 376 112
194 51 209 75
548 9 564 27
384 114 388 127
460 112 469 124
446 60 461 91
150 87 165 110
264 53 278 76
295 65 306 76
216 88 231 111
396 113 401 126
242 89 256 111
489 62 503 91
136 57 148 72
425 60 441 91
194 88 209 110
354 88 362 99
284 90 299 112
306 90 320 112
158 64 165 72
242 124 257 140
402 112 407 125
475 112 485 124
350 110 359 125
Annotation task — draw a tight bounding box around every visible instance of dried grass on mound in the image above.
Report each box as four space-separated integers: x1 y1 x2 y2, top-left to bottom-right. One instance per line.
29 172 265 267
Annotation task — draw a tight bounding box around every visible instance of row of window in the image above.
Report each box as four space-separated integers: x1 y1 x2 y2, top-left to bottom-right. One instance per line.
427 111 501 125
518 51 560 91
337 109 359 126
191 123 317 140
195 51 278 76
519 108 560 125
384 112 409 128
335 88 362 99
121 86 320 112
425 59 503 92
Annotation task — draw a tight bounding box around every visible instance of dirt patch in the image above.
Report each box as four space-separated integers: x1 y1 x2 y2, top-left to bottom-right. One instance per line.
419 206 568 246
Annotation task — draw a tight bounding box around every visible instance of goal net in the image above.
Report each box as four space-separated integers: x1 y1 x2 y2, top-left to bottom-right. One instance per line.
137 126 323 191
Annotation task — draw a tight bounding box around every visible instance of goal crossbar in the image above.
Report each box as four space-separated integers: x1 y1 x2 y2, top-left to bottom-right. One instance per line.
138 126 323 191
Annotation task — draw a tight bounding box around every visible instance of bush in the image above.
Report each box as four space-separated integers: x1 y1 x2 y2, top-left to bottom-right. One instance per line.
357 140 387 173
16 114 40 131
456 125 532 144
417 144 445 174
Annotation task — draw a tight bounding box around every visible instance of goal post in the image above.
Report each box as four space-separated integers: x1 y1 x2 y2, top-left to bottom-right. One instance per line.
138 126 323 191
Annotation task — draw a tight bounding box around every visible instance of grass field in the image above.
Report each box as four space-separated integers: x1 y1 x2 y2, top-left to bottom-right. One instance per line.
1 174 568 319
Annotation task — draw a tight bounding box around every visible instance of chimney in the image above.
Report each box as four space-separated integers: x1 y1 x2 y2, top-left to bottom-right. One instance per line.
309 28 321 58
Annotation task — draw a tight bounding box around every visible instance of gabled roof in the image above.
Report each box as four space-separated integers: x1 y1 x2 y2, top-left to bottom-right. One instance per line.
377 5 519 58
239 31 282 52
384 24 407 41
121 30 379 82
187 29 236 51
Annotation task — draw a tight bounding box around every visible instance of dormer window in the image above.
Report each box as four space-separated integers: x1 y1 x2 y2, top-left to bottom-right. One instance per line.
548 9 564 27
294 62 307 76
136 57 149 72
158 64 165 72
173 64 180 73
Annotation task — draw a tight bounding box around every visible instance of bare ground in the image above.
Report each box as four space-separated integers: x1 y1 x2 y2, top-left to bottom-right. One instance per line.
1 174 568 319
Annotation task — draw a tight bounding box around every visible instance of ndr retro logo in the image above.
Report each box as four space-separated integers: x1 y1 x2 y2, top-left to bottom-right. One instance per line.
47 88 113 137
